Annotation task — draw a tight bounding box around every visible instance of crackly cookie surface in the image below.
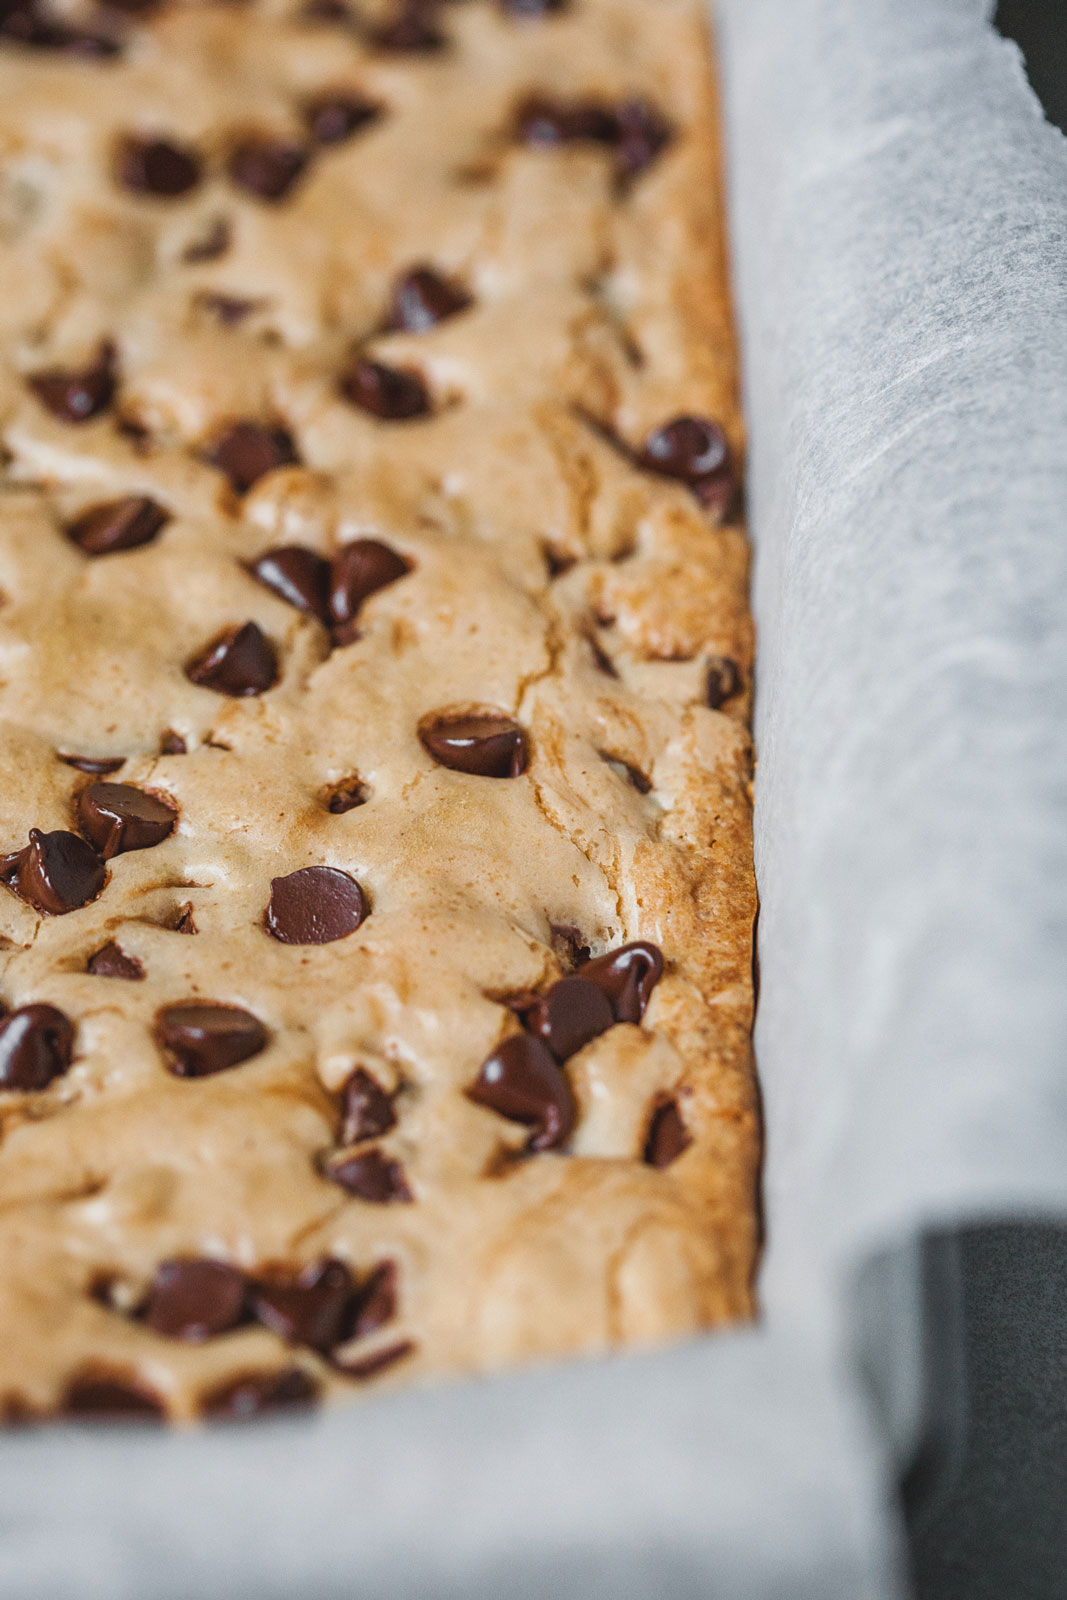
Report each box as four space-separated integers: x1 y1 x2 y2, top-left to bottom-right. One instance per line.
0 0 757 1423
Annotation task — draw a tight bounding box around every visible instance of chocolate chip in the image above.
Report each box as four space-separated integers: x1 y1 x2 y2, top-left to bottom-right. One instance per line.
387 267 471 334
206 421 300 492
196 292 261 326
329 538 410 642
0 1004 74 1091
200 1367 318 1421
579 940 664 1024
160 730 187 755
266 865 367 945
638 416 732 508
514 95 618 148
87 940 144 979
65 495 170 558
77 783 177 860
706 655 743 710
339 1067 396 1144
643 1098 692 1168
334 1338 414 1381
28 344 116 424
346 1259 397 1339
156 1003 267 1078
143 1259 248 1341
0 6 121 55
249 545 332 624
467 1032 575 1151
58 753 124 775
1 829 106 915
325 777 367 813
613 98 674 184
62 1376 164 1421
418 713 527 778
186 622 278 697
550 923 592 969
500 0 567 12
524 975 615 1062
369 1 446 52
326 1147 413 1202
250 1258 355 1351
227 138 308 202
114 136 201 198
182 216 231 263
339 358 431 421
303 93 382 145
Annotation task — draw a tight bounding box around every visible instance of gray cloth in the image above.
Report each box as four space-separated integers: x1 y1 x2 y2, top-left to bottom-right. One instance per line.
2 1 1066 1594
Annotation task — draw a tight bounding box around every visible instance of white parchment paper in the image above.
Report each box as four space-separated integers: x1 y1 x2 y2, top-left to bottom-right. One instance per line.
2 2 1065 1595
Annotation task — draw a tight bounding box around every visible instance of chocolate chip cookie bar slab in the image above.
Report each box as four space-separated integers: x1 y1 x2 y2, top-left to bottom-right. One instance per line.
0 0 757 1423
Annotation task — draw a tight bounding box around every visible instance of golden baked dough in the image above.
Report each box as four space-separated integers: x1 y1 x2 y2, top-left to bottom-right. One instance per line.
0 0 758 1422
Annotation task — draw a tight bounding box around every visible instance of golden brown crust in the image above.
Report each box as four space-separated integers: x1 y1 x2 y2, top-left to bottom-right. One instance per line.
0 0 757 1421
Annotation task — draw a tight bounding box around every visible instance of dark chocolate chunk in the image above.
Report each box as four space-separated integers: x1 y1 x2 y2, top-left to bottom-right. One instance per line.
638 416 732 509
0 1004 75 1091
467 1031 575 1151
114 136 201 198
369 1 445 52
705 655 743 710
2 829 106 915
325 777 367 813
196 292 261 326
579 940 664 1024
643 1097 692 1168
227 139 308 202
87 940 144 980
339 1066 396 1144
250 1258 355 1352
206 421 300 492
200 1367 318 1421
28 344 116 424
339 358 431 421
77 782 177 860
186 621 278 696
386 266 471 334
500 0 567 13
66 495 169 556
58 753 125 775
303 93 382 145
156 1002 268 1077
613 97 674 183
418 713 527 778
346 1259 397 1339
334 1338 413 1381
249 545 332 624
0 5 121 55
326 1147 413 1202
329 538 410 642
143 1259 248 1341
181 216 231 264
62 1375 164 1421
514 94 618 148
266 865 367 945
524 975 614 1062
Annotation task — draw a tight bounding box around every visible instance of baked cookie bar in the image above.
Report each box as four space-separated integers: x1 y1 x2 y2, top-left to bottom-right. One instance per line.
0 0 757 1422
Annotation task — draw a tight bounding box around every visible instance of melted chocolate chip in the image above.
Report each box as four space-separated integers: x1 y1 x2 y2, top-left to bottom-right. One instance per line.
143 1259 248 1341
638 416 732 509
467 1032 575 1151
334 1338 414 1381
266 865 367 945
2 829 106 915
327 1147 413 1202
87 940 144 979
62 1376 164 1421
500 0 567 12
329 538 410 642
387 267 471 334
227 139 308 203
250 1258 355 1351
580 940 664 1024
0 1004 74 1091
706 655 743 710
182 216 231 264
339 358 431 421
156 1003 268 1077
304 93 382 145
339 1067 396 1144
524 975 615 1062
613 98 674 183
28 345 116 425
206 421 300 492
186 622 278 697
58 753 124 775
643 1097 692 1168
196 292 261 326
77 782 177 860
346 1259 397 1338
66 495 169 556
514 94 618 148
325 777 367 813
418 713 527 778
249 545 332 624
369 1 446 52
114 136 201 198
0 5 121 55
201 1367 318 1421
